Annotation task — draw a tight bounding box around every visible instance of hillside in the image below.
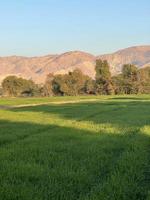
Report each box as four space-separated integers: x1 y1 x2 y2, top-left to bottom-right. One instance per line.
99 45 150 74
0 51 95 84
0 45 150 84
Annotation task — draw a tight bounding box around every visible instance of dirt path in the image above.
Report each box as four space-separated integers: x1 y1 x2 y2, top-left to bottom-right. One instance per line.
0 105 11 110
0 98 99 110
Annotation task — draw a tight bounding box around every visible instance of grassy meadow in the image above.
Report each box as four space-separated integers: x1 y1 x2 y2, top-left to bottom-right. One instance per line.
0 95 150 200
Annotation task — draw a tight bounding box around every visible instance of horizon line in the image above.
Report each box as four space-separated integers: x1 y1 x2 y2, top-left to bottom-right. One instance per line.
0 44 150 58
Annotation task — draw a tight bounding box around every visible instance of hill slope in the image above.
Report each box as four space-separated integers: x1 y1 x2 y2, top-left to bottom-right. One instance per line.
0 51 95 84
0 45 150 84
98 45 150 74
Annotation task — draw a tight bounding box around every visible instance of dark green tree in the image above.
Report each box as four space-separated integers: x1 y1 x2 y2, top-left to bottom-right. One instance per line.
95 59 111 80
52 69 91 96
84 79 95 94
95 59 114 95
122 64 138 81
138 66 150 94
112 74 125 94
2 76 39 97
42 73 54 96
121 64 139 94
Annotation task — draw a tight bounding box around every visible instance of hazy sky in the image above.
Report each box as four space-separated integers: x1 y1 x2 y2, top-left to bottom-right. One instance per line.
0 0 150 56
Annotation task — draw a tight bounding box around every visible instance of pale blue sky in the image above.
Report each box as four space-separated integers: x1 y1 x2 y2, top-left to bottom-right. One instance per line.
0 0 150 56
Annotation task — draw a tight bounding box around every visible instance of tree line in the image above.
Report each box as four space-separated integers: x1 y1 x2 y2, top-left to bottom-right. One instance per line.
1 59 150 97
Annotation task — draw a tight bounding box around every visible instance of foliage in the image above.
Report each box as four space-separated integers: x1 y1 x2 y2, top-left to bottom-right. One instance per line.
138 66 150 94
84 79 95 94
2 76 40 97
42 73 54 96
122 64 138 81
95 59 111 80
1 63 150 97
95 59 114 95
0 87 3 96
113 65 150 94
52 69 91 96
112 74 125 94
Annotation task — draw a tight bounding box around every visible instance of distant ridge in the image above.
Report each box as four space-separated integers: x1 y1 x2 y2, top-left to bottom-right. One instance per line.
0 45 150 84
98 45 150 74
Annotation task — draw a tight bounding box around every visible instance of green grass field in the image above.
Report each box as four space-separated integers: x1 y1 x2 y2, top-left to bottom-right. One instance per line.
0 95 150 200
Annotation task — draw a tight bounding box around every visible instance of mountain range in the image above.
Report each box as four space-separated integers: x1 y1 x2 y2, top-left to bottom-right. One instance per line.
0 45 150 84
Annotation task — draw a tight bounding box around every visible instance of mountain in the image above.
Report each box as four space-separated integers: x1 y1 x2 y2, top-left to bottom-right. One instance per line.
98 45 150 74
0 45 150 84
0 51 95 84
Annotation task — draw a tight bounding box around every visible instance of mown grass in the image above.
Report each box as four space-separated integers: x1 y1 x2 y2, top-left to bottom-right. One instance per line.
0 96 101 106
0 95 150 200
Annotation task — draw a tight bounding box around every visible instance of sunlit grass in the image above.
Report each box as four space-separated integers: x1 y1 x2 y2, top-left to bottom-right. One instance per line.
0 95 150 200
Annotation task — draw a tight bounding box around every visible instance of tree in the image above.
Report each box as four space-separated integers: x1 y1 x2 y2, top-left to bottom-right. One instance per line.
65 69 90 95
138 66 150 94
112 74 125 94
122 64 138 81
2 76 39 97
95 59 111 81
52 74 64 96
121 64 139 94
42 73 54 96
21 80 40 97
0 87 3 96
95 59 114 95
2 76 23 96
84 79 95 94
52 69 91 96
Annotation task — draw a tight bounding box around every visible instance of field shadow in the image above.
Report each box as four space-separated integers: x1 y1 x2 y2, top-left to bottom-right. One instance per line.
10 99 150 129
0 119 150 199
110 96 150 100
